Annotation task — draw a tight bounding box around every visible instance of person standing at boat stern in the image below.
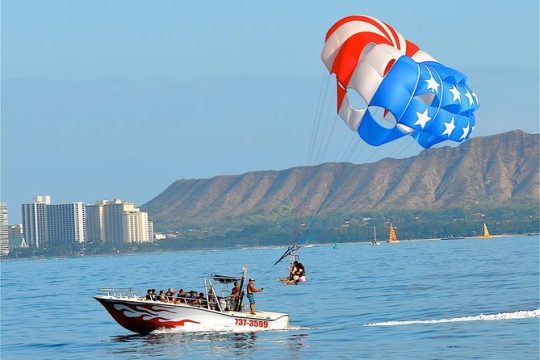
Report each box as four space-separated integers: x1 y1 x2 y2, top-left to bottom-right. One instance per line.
247 278 263 315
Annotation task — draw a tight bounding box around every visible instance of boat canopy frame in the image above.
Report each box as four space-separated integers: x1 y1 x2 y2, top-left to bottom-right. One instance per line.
210 274 241 284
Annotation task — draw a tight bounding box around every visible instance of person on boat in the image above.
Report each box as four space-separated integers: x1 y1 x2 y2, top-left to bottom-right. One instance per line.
188 290 199 305
175 289 187 304
145 289 153 300
231 281 241 301
198 292 207 307
166 288 175 302
228 281 242 311
246 278 263 315
159 290 169 302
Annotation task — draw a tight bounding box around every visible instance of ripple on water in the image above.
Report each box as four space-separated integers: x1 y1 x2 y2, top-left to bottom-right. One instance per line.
1 236 539 359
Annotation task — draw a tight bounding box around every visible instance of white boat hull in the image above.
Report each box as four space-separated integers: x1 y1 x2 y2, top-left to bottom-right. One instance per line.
95 295 289 334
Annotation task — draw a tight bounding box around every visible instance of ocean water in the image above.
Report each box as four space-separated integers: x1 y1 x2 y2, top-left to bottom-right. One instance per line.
1 236 538 359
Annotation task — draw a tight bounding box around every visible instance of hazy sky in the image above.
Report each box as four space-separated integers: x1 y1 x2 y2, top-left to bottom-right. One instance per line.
2 0 539 223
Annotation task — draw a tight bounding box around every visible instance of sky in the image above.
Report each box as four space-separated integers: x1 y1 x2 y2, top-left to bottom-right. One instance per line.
2 0 539 223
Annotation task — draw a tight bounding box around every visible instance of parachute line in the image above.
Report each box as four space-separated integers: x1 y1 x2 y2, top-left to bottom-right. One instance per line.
306 74 332 166
293 140 361 248
315 86 337 164
319 115 340 164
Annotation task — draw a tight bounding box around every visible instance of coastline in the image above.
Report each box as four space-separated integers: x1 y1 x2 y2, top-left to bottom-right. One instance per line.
2 233 535 261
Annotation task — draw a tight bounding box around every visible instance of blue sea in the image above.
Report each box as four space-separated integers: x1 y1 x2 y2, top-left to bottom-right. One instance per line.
1 236 539 359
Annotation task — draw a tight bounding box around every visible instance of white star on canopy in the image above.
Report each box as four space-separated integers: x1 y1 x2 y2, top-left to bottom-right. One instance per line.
464 89 474 106
459 122 470 140
442 117 456 136
414 109 432 129
449 85 461 102
425 75 440 93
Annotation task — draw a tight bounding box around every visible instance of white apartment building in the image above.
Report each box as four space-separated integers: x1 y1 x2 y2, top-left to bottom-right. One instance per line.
86 200 107 243
0 202 9 256
87 199 154 246
103 199 132 246
22 196 51 248
47 202 86 247
123 209 149 243
22 197 154 249
22 196 86 248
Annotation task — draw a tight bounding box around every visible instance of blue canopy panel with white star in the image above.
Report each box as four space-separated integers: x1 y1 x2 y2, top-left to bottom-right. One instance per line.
357 55 479 149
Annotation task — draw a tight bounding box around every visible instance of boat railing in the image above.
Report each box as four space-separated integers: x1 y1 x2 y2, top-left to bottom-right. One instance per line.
97 288 139 298
96 270 246 312
97 288 236 311
141 294 238 312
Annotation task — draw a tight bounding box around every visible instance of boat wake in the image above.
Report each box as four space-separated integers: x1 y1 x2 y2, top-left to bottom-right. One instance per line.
364 309 540 327
153 324 302 334
153 327 265 334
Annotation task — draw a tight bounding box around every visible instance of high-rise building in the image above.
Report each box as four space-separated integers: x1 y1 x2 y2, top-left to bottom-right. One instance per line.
22 197 152 250
123 208 149 243
22 196 86 249
0 202 9 256
148 220 155 242
47 202 86 247
85 201 106 243
87 199 154 246
22 196 51 248
103 199 132 247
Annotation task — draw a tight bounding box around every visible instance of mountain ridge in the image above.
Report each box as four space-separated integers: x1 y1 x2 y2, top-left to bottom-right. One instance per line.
143 130 539 229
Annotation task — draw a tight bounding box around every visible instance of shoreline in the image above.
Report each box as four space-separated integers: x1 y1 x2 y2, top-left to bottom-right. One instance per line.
2 233 536 262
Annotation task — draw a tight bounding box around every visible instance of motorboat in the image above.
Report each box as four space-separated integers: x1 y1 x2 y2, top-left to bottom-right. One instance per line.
94 266 289 334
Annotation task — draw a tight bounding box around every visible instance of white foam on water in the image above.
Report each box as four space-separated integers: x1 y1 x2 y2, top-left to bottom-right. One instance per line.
153 326 267 334
363 309 540 327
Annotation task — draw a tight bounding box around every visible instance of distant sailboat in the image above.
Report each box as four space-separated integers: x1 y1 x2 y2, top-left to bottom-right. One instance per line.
387 224 400 243
482 223 492 239
370 226 380 246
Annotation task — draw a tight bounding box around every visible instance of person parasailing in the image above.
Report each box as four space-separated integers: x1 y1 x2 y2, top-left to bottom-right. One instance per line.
278 257 307 285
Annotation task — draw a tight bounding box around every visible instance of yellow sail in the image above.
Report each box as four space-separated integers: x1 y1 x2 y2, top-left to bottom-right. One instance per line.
482 223 492 239
387 223 400 243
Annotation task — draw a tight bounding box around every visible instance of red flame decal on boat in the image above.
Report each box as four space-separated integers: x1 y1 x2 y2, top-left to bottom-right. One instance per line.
100 300 200 330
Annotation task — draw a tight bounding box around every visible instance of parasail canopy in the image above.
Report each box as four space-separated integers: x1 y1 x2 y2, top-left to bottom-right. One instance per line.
321 15 479 149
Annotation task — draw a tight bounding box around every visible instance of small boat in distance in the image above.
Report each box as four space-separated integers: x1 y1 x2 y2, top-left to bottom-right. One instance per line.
440 235 465 240
370 226 380 245
387 224 400 243
94 266 289 334
482 223 492 239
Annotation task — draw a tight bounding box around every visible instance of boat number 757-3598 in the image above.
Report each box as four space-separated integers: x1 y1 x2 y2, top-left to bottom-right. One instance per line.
235 318 269 328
